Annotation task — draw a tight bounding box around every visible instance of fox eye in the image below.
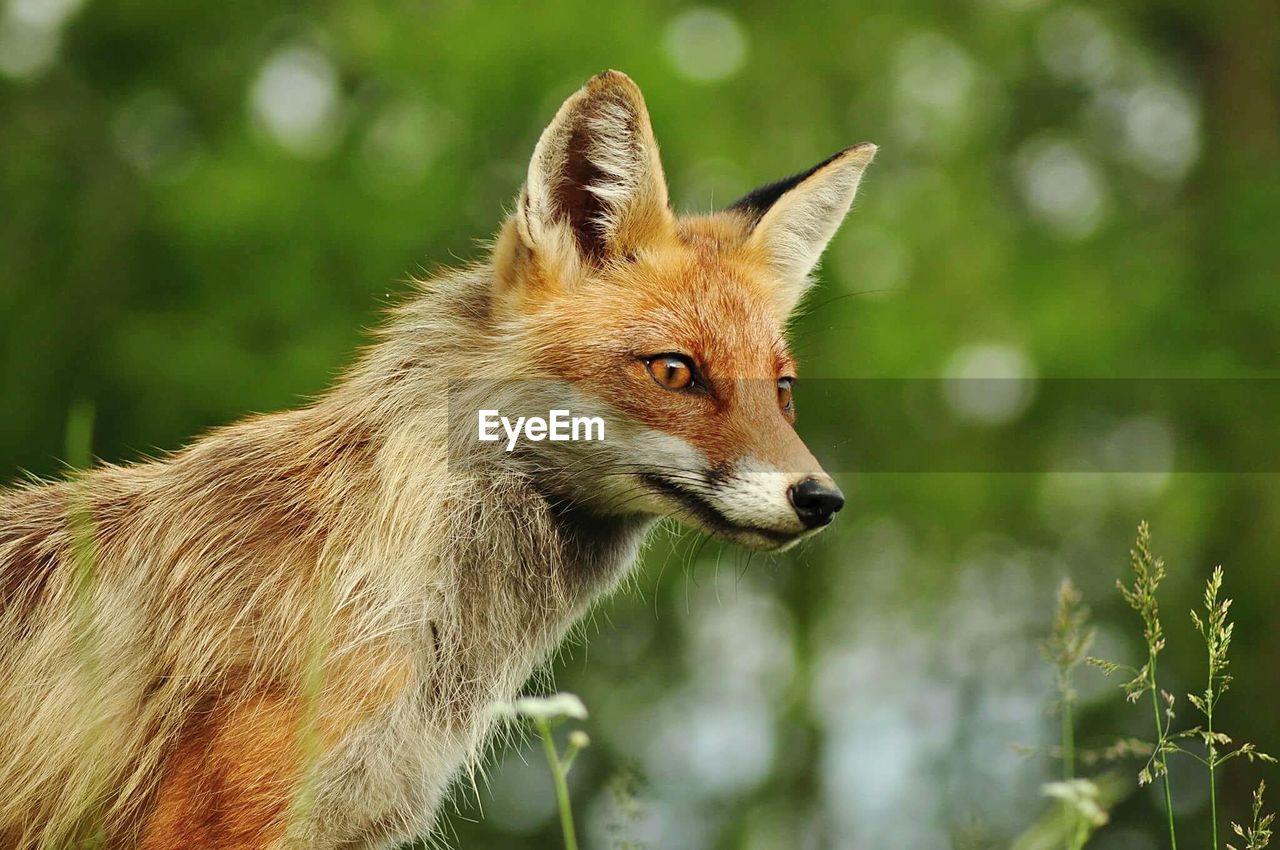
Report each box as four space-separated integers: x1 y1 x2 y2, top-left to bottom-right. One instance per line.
646 355 696 391
778 377 795 413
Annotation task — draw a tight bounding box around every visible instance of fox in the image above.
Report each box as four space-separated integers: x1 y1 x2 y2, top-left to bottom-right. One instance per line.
0 71 874 849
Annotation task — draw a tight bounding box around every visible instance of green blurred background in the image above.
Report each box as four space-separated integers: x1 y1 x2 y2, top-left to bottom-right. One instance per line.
2 1 1278 848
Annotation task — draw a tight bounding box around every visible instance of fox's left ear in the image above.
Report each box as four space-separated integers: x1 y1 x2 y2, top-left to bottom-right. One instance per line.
513 70 672 274
729 143 877 316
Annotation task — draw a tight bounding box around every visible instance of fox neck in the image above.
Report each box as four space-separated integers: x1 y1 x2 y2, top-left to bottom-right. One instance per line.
326 262 653 606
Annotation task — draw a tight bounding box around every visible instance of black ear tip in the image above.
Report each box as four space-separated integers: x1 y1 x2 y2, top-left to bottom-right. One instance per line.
726 149 846 220
726 144 878 221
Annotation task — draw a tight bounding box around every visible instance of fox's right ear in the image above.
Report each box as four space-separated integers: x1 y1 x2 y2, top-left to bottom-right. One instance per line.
728 144 877 318
509 71 672 279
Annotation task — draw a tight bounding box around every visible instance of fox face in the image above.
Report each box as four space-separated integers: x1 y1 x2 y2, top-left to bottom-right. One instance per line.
485 71 875 551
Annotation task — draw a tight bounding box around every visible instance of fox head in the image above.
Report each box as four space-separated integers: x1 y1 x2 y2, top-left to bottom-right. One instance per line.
482 71 875 551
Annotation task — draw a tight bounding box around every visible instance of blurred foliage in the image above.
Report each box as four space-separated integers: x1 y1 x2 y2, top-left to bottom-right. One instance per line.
2 0 1278 848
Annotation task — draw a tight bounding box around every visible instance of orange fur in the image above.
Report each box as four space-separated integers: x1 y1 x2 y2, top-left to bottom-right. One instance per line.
140 694 299 850
140 647 414 849
525 232 815 471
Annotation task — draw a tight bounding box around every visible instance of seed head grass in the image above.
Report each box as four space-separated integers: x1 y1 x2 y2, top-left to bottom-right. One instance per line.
1082 523 1274 850
1088 521 1179 848
1042 578 1095 782
1230 781 1275 850
1187 565 1276 848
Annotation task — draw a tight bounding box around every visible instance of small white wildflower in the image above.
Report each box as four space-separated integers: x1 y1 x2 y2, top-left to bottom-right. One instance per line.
501 692 589 722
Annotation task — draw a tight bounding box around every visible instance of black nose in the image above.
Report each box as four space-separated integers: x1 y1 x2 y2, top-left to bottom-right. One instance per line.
788 477 845 529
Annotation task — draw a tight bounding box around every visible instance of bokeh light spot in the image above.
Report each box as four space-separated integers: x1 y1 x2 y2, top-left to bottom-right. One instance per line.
1015 138 1109 239
249 45 342 157
943 343 1037 426
663 7 747 83
0 0 84 79
1121 82 1201 181
891 32 980 151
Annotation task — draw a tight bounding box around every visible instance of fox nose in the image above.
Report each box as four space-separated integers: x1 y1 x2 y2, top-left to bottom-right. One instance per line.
788 477 845 529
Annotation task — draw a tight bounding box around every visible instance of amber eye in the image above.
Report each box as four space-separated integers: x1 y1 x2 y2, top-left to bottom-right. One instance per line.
778 377 795 413
646 355 696 391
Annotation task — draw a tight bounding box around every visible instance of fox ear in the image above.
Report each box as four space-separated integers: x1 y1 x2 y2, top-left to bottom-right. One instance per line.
729 144 877 315
516 71 671 269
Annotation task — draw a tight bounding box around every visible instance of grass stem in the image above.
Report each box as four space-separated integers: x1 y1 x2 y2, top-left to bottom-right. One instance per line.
1062 698 1075 782
1209 705 1218 850
1147 657 1177 850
